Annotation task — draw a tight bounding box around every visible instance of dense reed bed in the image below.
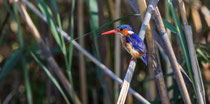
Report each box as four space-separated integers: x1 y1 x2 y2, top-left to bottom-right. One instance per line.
0 0 209 104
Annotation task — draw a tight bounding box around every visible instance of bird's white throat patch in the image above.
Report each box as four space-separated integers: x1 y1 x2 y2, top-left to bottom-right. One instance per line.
117 30 134 37
128 30 134 34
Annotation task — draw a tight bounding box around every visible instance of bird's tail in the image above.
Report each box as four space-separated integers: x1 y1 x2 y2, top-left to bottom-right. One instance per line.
141 54 147 66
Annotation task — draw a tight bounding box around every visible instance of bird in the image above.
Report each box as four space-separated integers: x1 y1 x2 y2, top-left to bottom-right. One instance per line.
101 25 147 65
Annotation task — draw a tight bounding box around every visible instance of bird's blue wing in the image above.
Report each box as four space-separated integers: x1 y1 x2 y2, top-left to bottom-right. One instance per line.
125 33 147 65
128 33 147 55
142 55 147 65
125 34 147 65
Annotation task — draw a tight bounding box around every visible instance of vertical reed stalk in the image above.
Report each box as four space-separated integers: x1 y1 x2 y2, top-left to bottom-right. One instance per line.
138 0 170 102
164 0 173 99
154 45 170 104
186 28 206 104
116 0 159 102
168 0 200 102
98 0 114 103
137 0 158 101
153 7 191 104
114 0 121 103
164 0 171 39
137 0 158 40
107 0 116 20
78 0 88 103
117 60 136 104
88 0 108 103
176 0 206 103
152 28 194 91
168 0 194 83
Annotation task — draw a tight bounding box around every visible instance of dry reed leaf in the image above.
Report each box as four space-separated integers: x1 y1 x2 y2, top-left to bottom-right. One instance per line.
201 6 210 27
192 7 202 33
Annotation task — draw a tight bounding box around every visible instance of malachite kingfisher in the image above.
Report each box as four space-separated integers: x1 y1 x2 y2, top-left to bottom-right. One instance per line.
101 25 147 65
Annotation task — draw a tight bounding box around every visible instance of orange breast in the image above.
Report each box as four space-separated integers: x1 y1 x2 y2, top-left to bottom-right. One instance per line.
121 36 142 58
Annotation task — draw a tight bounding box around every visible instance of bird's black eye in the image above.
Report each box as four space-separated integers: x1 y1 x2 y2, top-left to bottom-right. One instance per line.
120 28 123 31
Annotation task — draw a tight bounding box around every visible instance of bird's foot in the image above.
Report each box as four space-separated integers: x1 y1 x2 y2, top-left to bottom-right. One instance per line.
129 58 136 63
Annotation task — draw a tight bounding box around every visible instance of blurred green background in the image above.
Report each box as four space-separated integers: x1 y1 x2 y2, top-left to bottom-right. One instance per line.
0 0 209 104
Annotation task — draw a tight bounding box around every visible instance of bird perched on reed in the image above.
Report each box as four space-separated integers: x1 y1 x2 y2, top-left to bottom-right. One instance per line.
101 25 147 65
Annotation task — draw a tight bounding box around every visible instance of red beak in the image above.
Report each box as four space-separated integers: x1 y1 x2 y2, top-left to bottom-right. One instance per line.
101 30 118 35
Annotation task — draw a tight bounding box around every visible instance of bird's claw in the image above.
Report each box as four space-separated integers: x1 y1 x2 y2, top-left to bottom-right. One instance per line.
129 58 136 63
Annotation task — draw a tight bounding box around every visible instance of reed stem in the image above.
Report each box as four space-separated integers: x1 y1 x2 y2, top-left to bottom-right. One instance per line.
117 60 136 104
78 0 88 103
114 0 121 103
138 0 155 101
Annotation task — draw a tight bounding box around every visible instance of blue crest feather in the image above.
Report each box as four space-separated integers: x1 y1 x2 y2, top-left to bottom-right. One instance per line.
117 25 133 31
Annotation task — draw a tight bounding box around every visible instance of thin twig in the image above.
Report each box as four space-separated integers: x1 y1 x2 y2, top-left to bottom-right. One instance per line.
21 0 150 103
3 89 16 104
98 0 113 103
